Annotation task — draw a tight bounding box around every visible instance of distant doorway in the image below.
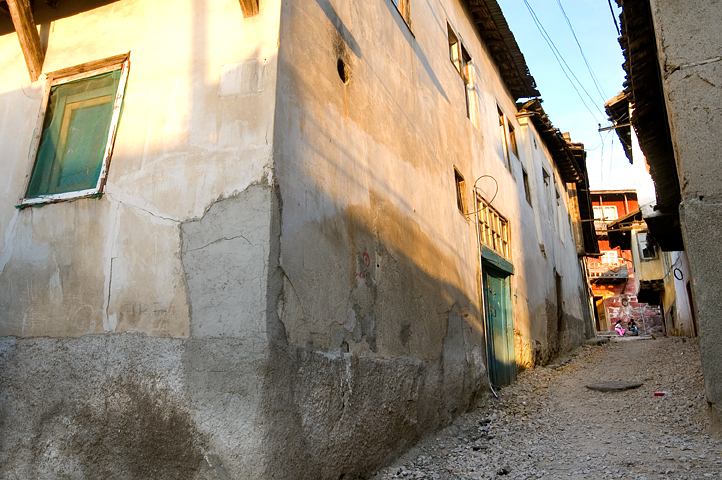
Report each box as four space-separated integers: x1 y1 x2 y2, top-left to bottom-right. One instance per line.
593 296 603 331
483 263 515 387
687 281 698 337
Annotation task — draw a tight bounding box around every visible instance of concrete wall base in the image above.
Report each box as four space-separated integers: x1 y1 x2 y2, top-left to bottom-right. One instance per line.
0 333 486 479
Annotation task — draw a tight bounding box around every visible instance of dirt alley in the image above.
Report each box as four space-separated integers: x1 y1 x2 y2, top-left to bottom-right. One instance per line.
372 337 721 479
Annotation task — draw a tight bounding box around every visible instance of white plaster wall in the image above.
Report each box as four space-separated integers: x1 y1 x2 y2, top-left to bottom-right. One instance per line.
0 0 282 337
274 0 590 368
514 116 592 365
663 250 695 337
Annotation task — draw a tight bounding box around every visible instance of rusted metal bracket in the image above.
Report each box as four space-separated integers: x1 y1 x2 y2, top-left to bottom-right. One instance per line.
7 0 44 82
239 0 259 18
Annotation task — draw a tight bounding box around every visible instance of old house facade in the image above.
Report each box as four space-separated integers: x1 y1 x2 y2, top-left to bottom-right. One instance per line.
606 204 692 336
587 190 640 331
615 0 722 429
1 0 594 477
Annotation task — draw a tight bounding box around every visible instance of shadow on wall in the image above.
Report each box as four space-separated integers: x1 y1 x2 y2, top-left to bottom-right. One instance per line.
263 213 491 480
0 1 493 479
0 1 120 37
262 2 491 478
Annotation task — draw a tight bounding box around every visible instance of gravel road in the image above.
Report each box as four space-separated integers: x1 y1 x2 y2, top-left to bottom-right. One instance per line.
372 337 721 479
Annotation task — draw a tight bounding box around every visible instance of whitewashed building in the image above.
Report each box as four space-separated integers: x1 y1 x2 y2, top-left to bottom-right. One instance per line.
0 0 596 477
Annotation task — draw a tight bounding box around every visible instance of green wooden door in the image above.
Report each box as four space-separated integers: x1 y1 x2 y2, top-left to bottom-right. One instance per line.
483 265 516 387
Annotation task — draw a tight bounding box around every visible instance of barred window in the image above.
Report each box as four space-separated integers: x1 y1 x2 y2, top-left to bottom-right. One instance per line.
478 197 510 260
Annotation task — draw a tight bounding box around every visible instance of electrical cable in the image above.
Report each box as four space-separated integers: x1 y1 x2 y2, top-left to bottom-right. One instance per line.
555 0 608 103
585 129 611 152
608 0 621 36
472 176 500 399
522 0 606 123
464 175 500 217
663 254 684 281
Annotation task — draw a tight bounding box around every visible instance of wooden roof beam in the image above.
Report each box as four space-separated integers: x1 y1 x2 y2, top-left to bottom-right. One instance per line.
7 0 44 82
239 0 259 17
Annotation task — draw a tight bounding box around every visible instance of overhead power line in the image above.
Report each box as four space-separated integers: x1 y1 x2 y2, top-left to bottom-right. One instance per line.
608 0 621 35
555 0 609 103
521 0 606 123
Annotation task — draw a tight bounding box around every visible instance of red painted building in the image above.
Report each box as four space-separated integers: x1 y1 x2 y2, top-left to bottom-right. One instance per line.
586 190 660 331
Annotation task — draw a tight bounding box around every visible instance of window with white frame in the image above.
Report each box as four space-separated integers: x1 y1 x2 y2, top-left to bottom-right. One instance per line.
592 205 618 230
592 205 618 221
21 54 130 205
601 250 619 265
638 232 657 260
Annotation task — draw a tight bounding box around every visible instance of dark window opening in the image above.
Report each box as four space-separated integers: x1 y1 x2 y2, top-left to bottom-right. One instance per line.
448 23 461 74
337 58 348 84
522 168 532 205
638 232 657 260
508 120 518 157
455 168 466 214
498 106 509 168
461 44 473 121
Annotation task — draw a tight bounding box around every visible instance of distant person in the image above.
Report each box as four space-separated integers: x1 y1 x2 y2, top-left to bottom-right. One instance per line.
614 320 626 336
628 319 639 336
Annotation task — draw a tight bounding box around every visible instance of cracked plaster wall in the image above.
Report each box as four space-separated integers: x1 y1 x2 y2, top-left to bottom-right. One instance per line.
648 0 722 428
0 0 594 477
0 0 286 478
260 0 593 476
514 117 593 367
0 0 281 337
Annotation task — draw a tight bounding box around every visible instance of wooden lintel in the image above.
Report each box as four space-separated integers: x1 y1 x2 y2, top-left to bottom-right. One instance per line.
7 0 44 81
239 0 259 18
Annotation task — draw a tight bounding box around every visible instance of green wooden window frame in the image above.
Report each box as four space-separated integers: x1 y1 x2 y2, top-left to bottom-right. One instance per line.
21 56 130 206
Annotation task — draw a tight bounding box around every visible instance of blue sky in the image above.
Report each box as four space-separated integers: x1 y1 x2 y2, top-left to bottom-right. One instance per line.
497 0 636 190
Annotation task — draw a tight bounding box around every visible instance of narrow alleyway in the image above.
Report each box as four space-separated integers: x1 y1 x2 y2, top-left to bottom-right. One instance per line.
372 337 721 479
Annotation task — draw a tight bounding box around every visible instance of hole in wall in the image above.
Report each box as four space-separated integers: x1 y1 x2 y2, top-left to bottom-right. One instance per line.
337 58 349 84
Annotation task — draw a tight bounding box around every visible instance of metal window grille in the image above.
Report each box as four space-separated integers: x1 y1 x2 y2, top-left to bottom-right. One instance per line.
478 197 510 260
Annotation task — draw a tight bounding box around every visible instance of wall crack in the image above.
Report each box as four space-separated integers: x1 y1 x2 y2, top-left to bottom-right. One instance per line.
666 55 722 77
185 234 255 253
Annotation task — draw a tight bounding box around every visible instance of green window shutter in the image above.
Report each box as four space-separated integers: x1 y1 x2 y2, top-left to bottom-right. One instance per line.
26 70 121 198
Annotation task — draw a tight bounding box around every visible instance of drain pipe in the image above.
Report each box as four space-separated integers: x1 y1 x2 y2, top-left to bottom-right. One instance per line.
473 178 499 399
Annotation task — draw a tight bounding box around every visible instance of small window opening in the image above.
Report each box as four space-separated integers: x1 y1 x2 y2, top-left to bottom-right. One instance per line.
448 23 461 74
337 58 348 84
461 44 475 122
449 23 476 124
522 168 532 205
508 121 518 157
498 106 509 168
454 168 466 214
638 232 657 260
